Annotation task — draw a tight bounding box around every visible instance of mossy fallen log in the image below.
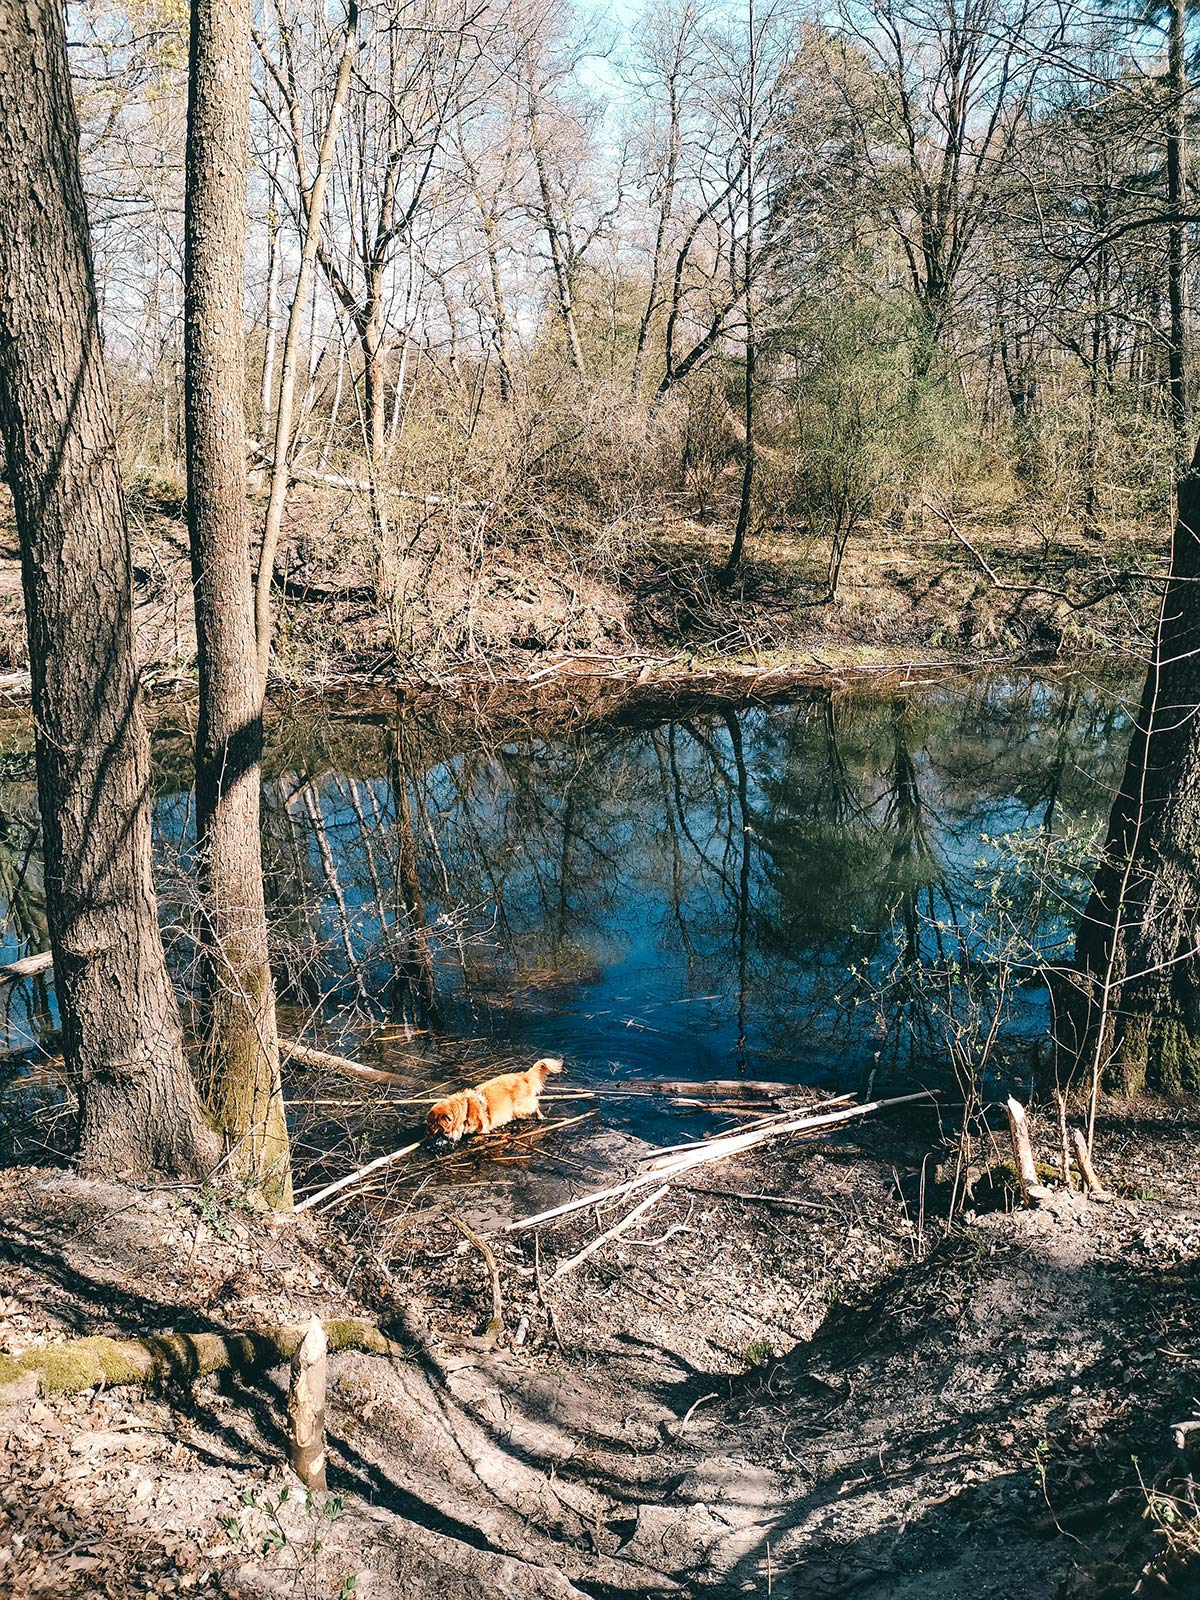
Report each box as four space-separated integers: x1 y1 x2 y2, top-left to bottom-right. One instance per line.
0 1318 406 1405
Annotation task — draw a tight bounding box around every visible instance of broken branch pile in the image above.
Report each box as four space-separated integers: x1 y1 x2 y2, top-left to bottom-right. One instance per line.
506 1090 933 1233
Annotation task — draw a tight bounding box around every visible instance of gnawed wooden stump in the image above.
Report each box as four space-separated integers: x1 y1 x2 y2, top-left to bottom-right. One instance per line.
1072 1129 1112 1200
1004 1096 1051 1206
287 1316 328 1491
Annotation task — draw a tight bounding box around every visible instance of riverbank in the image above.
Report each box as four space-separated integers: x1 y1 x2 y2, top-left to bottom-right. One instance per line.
2 1093 1198 1598
0 482 1164 705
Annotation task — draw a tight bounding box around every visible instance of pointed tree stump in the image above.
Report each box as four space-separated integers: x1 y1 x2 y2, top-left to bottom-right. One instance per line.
1005 1096 1051 1206
287 1316 328 1491
1072 1129 1112 1200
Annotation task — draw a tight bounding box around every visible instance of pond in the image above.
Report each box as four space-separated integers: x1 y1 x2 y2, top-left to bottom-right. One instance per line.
0 670 1135 1163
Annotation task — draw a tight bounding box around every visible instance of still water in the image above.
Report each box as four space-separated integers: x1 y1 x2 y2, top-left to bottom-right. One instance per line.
0 671 1134 1152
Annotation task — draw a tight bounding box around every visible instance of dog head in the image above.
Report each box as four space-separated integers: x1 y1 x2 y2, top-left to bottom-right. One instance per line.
426 1095 468 1143
426 1089 488 1144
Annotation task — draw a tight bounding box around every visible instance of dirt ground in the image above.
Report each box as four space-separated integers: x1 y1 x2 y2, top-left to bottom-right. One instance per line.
2 1095 1199 1600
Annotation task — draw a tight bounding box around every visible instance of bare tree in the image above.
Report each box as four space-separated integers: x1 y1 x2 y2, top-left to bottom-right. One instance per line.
254 0 360 682
0 0 216 1178
185 0 291 1204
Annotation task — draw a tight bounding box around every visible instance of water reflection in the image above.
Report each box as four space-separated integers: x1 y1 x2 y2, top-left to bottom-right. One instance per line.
0 673 1134 1126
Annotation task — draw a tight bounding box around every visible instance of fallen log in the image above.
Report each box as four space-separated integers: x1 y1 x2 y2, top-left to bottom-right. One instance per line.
0 949 54 982
281 1039 413 1087
0 1318 406 1406
506 1091 933 1232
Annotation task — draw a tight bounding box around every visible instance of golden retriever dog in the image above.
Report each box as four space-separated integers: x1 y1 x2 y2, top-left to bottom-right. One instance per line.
426 1057 564 1143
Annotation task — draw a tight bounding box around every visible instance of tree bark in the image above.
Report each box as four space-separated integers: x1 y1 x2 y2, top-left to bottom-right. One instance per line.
1067 460 1200 1099
185 0 291 1204
0 0 217 1179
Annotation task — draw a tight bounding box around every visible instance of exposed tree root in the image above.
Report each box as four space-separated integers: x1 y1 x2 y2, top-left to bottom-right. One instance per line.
0 1317 407 1404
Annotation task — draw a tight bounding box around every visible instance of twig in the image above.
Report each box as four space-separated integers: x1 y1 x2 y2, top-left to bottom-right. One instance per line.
676 1392 720 1435
927 502 1131 611
533 1234 565 1352
678 1183 833 1212
1055 1089 1075 1189
550 1185 671 1281
447 1213 503 1335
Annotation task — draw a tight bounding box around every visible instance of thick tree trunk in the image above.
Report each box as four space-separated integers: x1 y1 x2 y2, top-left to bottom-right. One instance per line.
1067 462 1200 1097
186 0 291 1204
0 0 216 1179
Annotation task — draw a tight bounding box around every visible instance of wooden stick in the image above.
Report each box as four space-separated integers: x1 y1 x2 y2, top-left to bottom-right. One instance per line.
447 1214 503 1336
293 1139 422 1213
506 1091 932 1232
551 1186 671 1281
1072 1128 1111 1199
643 1097 856 1158
0 950 53 982
287 1317 327 1491
1055 1089 1075 1189
281 1039 412 1087
1004 1095 1050 1206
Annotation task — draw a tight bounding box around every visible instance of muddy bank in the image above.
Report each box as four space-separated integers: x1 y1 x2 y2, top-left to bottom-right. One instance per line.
2 1098 1198 1598
0 482 1162 703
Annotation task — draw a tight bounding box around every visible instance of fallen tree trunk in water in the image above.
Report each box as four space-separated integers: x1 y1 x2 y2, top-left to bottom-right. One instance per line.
281 1038 413 1087
0 949 54 982
0 1317 406 1405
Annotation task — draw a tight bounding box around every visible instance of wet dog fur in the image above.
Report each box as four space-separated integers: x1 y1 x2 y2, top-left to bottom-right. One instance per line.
426 1057 564 1143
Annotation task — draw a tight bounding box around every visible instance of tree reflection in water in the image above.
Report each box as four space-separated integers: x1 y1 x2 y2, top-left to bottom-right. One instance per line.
0 674 1134 1119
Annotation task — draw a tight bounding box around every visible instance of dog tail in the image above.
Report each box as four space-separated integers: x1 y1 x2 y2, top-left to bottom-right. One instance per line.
532 1056 564 1081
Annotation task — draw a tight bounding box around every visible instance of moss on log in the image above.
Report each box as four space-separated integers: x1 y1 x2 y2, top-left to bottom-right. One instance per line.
0 1318 406 1404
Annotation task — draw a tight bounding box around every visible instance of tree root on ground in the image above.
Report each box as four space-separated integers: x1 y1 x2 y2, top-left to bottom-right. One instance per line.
0 1317 408 1404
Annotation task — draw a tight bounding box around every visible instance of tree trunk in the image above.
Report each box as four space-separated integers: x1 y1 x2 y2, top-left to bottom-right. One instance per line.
255 0 358 686
1167 0 1189 465
0 0 216 1179
185 0 291 1204
722 328 755 586
1067 460 1200 1098
526 61 585 376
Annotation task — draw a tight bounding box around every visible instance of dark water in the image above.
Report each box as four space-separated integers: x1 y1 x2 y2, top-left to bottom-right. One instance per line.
0 671 1134 1154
